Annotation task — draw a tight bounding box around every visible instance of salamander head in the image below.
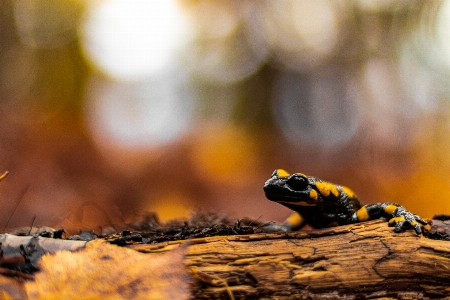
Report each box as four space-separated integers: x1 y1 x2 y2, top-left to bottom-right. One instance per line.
263 169 321 207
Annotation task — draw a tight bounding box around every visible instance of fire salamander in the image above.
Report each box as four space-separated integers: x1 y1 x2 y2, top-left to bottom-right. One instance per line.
263 169 427 234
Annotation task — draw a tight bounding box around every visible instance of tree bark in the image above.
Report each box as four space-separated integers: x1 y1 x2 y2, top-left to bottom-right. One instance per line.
129 219 450 300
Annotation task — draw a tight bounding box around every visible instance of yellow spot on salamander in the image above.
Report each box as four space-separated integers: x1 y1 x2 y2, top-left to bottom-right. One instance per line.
276 169 290 178
410 221 418 226
342 186 355 198
315 182 329 196
356 207 370 221
316 181 339 198
384 204 398 215
309 189 318 200
286 213 305 230
329 184 339 197
389 216 405 224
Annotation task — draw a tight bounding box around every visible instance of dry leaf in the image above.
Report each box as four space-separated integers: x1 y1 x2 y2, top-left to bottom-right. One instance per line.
25 240 190 300
0 275 27 299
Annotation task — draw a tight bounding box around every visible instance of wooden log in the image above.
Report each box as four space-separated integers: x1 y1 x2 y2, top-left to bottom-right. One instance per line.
129 219 450 299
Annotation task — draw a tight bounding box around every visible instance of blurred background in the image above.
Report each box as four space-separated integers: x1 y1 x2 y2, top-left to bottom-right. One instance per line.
0 0 449 233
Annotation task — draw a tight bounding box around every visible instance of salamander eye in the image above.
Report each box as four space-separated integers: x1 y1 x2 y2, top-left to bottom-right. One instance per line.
286 174 308 191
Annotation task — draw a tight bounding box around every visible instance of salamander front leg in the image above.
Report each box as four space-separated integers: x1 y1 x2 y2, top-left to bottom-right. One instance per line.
262 212 305 232
350 202 427 234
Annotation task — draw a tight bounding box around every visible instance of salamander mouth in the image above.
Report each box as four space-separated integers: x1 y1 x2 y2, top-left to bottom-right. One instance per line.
264 191 318 208
264 189 314 203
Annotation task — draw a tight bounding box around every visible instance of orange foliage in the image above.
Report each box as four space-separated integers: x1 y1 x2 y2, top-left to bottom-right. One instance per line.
25 241 190 300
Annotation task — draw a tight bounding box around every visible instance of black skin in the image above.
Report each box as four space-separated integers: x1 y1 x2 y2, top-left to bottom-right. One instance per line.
263 170 427 234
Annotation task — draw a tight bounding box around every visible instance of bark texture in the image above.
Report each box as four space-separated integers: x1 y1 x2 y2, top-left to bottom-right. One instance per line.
130 220 450 300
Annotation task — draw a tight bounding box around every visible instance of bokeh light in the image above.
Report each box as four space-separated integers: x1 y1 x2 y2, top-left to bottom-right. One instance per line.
85 69 194 150
81 0 192 80
272 68 360 150
259 0 342 71
436 0 450 70
182 1 270 84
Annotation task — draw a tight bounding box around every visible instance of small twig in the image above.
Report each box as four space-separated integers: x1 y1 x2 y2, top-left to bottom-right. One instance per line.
248 215 262 226
0 171 8 182
3 185 30 232
27 216 37 236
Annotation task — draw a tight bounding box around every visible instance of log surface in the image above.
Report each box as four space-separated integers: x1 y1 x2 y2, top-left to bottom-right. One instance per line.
131 220 450 299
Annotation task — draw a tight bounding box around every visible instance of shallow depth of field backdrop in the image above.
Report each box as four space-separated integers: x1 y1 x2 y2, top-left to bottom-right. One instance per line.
0 0 448 233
